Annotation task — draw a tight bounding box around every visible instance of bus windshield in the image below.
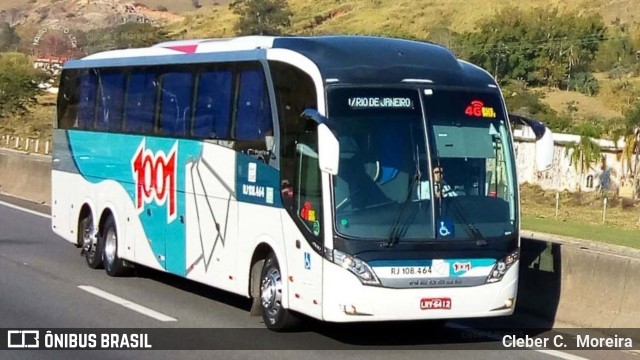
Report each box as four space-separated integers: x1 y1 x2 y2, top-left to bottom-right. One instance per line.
328 87 517 242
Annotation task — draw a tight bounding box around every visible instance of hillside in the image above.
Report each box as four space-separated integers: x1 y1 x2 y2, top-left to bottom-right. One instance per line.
0 0 231 15
2 0 640 137
0 0 186 32
172 0 640 39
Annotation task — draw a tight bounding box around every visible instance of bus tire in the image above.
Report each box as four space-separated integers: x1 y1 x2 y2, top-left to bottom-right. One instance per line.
260 253 300 331
101 217 130 277
80 213 102 269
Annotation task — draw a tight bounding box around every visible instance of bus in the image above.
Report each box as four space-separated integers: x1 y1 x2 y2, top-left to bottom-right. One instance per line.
52 35 554 331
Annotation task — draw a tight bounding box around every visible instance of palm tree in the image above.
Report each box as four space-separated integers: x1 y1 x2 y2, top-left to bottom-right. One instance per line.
565 122 602 192
619 103 640 198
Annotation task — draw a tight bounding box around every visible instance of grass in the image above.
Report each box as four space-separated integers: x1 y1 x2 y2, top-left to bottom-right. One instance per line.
522 214 640 249
520 184 640 249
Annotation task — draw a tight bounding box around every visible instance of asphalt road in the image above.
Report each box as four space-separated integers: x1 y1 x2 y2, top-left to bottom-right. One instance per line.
0 194 636 360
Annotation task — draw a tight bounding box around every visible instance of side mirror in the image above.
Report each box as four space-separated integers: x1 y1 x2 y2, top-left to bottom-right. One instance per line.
318 123 340 175
534 126 554 172
508 113 554 172
301 108 340 175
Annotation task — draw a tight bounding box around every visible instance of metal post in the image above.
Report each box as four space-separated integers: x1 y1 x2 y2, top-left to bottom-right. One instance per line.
15 136 19 149
555 192 560 220
25 138 30 152
45 141 50 155
602 197 608 224
35 139 40 153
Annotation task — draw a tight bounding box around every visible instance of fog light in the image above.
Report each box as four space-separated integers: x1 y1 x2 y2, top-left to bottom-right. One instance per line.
505 298 514 309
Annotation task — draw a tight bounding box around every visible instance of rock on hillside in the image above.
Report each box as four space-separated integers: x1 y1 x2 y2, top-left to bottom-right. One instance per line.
0 0 183 32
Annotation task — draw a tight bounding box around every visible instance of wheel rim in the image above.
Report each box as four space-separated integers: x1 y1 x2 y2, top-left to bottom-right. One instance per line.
104 227 117 266
82 221 96 257
260 266 282 317
83 224 92 246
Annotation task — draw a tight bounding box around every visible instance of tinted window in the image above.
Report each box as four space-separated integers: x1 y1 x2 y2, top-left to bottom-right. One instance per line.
77 69 98 129
124 71 157 133
159 72 193 137
235 68 272 141
193 70 233 138
95 71 125 131
57 70 80 129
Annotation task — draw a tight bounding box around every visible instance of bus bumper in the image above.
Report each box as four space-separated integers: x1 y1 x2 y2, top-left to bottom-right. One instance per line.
321 260 518 322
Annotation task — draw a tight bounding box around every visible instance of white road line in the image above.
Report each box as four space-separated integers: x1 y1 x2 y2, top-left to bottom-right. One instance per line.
446 323 592 360
78 285 177 322
535 350 594 360
0 200 51 219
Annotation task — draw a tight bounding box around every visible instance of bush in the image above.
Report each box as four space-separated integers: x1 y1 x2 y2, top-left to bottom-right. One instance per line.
563 72 599 96
0 52 47 118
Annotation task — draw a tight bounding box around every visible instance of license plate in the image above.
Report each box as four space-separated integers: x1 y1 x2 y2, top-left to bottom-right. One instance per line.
420 297 452 310
378 266 433 278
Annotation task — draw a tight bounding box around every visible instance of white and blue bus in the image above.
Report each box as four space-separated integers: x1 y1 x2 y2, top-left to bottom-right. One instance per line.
52 35 554 330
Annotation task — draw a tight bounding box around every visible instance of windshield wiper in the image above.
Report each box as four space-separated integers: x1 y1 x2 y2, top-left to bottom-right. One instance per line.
441 196 488 246
385 169 420 248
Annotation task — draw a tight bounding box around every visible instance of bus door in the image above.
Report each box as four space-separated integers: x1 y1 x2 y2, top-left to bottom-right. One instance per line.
280 130 324 319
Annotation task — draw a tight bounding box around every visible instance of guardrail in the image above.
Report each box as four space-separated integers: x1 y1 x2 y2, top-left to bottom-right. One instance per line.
0 147 51 204
0 134 50 155
519 233 640 329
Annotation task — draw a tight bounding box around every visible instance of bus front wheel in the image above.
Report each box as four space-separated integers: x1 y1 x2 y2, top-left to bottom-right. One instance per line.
260 253 300 331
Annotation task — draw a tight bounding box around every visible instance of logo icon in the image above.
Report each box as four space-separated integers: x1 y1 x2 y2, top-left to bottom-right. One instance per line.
465 100 496 118
132 139 178 223
453 262 471 273
7 330 39 348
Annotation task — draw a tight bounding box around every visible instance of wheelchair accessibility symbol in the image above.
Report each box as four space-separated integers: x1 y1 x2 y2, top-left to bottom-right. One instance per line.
439 220 454 237
304 252 311 270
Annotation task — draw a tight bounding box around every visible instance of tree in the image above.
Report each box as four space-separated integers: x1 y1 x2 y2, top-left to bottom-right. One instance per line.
0 53 47 118
615 102 640 197
229 0 292 36
453 8 604 87
593 26 635 74
0 22 20 52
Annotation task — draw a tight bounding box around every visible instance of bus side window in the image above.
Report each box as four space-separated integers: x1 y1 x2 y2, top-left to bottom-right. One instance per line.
95 71 125 132
77 69 98 130
192 70 233 139
235 68 272 141
295 129 322 235
124 71 157 134
57 70 80 129
159 72 193 137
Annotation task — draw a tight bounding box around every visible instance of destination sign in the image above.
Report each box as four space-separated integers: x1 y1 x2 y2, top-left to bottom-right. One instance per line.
348 97 413 109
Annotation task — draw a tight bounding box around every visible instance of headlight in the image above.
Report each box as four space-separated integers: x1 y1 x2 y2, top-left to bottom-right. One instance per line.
486 248 519 283
332 249 381 286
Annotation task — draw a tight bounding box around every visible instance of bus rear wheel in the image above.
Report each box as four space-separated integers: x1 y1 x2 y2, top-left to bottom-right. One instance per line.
260 253 301 331
80 214 102 269
101 217 131 277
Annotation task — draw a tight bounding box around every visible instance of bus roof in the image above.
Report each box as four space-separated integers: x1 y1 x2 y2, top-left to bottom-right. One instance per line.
65 35 497 88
